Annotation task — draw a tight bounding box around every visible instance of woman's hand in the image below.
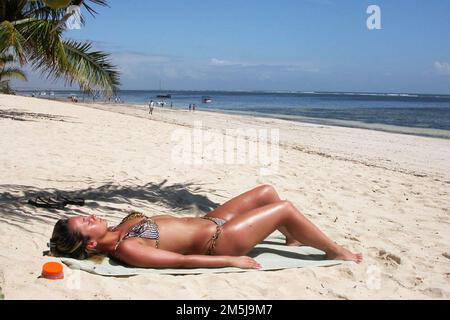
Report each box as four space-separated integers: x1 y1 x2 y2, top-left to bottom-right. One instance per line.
229 256 262 269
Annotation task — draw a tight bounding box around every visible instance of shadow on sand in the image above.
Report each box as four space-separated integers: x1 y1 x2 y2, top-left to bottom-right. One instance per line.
0 180 222 232
0 109 74 122
249 246 326 261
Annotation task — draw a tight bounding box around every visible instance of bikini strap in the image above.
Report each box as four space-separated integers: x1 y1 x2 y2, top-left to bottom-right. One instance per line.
112 212 146 250
110 211 146 232
114 238 123 252
121 211 146 223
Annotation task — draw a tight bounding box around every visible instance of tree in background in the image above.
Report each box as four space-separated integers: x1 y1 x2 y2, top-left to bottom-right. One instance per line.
0 0 120 96
0 53 27 94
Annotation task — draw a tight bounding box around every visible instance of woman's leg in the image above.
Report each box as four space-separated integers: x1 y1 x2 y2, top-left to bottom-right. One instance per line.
206 184 300 245
214 201 363 263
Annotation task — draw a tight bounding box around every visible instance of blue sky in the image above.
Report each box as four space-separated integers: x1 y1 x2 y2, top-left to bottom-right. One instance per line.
15 0 450 93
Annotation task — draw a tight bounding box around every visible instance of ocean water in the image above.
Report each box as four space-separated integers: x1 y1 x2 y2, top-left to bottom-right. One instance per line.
20 90 450 139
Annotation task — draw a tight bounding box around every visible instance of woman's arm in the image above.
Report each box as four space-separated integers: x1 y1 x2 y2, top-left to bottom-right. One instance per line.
115 240 261 269
183 255 261 269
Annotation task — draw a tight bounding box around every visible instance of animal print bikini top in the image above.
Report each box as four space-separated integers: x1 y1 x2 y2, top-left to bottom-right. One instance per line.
111 212 160 251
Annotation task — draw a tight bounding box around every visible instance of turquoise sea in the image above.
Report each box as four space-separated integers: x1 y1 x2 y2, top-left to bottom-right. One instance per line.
20 90 450 139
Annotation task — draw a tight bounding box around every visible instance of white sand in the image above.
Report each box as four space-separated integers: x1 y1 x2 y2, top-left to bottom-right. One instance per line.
0 94 449 299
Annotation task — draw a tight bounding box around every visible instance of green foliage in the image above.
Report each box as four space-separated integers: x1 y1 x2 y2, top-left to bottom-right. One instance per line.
0 53 27 94
0 0 119 96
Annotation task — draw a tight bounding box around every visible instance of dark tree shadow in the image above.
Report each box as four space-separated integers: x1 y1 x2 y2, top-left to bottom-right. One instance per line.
0 109 75 122
0 179 222 232
248 247 326 261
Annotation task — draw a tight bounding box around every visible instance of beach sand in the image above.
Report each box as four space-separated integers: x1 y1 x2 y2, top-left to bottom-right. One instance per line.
1 93 449 299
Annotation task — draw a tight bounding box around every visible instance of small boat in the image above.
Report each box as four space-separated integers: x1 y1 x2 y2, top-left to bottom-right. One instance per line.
156 94 171 99
202 96 212 103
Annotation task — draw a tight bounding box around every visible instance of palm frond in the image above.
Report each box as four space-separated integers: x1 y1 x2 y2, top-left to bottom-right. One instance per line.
0 0 28 23
15 18 65 64
0 80 12 92
0 0 119 95
0 51 26 93
76 0 110 17
61 40 119 96
23 2 68 22
0 20 27 63
0 53 15 65
23 0 109 21
0 67 27 81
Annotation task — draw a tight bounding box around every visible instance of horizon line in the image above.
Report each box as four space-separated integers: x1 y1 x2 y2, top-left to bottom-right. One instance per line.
13 88 450 97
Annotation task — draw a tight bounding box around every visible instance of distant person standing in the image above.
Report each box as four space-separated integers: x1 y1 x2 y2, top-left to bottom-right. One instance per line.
148 100 153 114
170 102 173 108
189 104 192 111
149 100 154 115
193 103 196 112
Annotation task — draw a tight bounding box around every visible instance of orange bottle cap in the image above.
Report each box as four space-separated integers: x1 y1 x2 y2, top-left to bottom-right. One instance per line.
42 262 64 280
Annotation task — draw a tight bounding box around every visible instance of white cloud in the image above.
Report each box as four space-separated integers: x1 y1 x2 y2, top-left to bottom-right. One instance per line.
11 49 321 90
434 61 450 75
209 58 320 73
281 65 320 73
209 58 234 66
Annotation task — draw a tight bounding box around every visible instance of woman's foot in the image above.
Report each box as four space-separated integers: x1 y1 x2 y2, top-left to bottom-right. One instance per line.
327 247 363 263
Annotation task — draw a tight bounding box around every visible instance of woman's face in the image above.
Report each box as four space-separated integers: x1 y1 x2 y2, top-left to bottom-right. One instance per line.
68 214 108 241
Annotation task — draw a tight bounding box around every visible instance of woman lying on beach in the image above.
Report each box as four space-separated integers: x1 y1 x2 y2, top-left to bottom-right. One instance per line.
49 185 362 269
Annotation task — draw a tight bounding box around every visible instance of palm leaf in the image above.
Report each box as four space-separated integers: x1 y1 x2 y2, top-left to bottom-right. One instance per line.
0 67 27 81
0 1 28 22
0 0 119 95
0 80 11 90
0 53 15 65
61 40 119 96
75 0 109 17
23 1 109 21
0 51 26 93
0 21 27 63
23 3 68 23
15 18 65 64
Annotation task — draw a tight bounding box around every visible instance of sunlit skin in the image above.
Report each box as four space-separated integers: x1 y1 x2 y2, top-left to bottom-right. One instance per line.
67 185 362 269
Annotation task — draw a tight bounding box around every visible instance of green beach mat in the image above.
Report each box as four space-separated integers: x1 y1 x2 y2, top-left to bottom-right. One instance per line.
60 237 348 276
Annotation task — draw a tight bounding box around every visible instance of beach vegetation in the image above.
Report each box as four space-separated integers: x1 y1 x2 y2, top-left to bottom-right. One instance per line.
0 0 120 96
0 53 27 94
